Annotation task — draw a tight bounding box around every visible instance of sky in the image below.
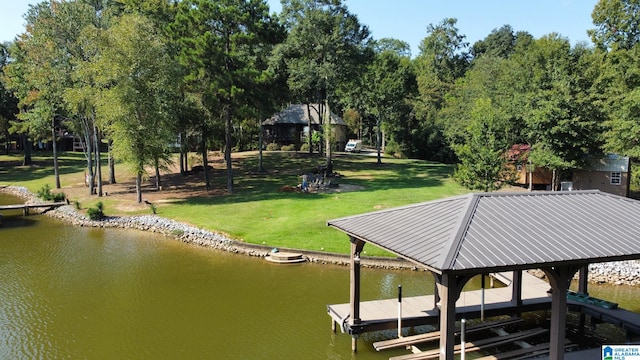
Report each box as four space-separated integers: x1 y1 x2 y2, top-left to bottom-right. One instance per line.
1 0 599 57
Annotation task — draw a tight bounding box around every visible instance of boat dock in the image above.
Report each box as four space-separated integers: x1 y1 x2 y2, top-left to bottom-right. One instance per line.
0 201 68 216
328 270 640 357
328 271 551 335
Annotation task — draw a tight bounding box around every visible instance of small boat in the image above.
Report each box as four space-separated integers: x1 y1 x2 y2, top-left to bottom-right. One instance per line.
567 290 618 309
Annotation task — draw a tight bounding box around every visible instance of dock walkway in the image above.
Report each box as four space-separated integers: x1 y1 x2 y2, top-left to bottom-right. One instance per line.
0 201 68 216
328 271 551 335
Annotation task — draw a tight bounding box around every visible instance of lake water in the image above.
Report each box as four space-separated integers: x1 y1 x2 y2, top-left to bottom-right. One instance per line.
1 193 639 359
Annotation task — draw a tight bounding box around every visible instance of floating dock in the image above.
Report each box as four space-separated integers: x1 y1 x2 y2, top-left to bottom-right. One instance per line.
265 251 306 264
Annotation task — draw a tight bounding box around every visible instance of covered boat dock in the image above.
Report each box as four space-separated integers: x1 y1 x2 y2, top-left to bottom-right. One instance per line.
327 190 640 360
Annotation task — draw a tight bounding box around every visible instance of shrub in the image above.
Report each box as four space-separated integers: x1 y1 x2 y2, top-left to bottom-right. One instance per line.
170 229 184 237
281 144 297 151
87 201 104 220
300 143 310 152
36 184 66 202
266 142 280 151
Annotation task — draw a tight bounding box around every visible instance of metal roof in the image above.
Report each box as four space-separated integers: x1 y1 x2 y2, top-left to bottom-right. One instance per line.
327 191 640 274
262 104 345 126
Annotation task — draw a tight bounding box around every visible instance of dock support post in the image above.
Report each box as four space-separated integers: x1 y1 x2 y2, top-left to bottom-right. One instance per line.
331 320 336 333
511 270 523 317
480 274 485 321
397 285 402 338
543 265 579 360
438 273 458 360
348 236 364 352
23 207 28 216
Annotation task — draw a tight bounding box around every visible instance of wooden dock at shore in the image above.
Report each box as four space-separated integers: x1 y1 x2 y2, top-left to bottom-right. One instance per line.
328 271 552 335
0 201 68 216
328 270 640 357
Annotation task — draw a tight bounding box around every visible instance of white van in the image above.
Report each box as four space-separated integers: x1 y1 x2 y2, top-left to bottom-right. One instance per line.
345 139 362 153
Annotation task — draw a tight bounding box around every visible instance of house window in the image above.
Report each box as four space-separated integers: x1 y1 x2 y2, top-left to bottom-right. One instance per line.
611 172 622 185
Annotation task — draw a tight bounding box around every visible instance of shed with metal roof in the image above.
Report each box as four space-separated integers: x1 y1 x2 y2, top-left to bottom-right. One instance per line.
327 190 640 360
262 103 347 149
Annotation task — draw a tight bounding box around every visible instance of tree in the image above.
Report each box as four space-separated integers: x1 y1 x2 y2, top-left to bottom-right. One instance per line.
511 35 604 189
412 18 469 163
173 0 280 192
96 14 178 203
600 44 640 157
274 0 371 170
440 55 517 152
0 43 18 154
453 98 511 192
589 0 640 50
471 25 517 59
4 1 116 193
361 45 416 162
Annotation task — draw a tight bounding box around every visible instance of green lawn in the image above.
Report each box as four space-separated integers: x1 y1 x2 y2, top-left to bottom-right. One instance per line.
0 151 469 256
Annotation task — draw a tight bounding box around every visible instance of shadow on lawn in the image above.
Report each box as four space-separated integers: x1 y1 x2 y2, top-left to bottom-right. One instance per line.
0 151 88 183
173 152 454 206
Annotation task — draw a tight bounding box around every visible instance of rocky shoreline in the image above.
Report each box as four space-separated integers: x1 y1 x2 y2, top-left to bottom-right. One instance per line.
0 185 413 270
3 185 640 284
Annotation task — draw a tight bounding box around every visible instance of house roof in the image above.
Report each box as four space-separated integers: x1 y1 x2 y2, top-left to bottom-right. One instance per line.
263 104 346 126
327 191 640 274
584 154 630 172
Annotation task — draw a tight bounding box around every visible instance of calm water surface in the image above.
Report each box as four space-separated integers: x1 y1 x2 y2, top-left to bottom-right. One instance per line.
0 193 433 359
1 193 639 359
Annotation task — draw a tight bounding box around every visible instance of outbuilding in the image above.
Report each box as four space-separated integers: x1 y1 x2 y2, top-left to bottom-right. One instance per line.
262 103 347 151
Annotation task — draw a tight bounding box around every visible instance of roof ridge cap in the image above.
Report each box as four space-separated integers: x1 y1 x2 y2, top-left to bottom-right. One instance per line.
437 193 482 271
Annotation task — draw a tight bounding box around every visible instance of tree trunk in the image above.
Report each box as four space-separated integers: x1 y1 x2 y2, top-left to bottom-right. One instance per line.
154 157 161 191
21 134 32 166
179 130 186 175
94 125 102 197
82 123 95 196
528 163 533 191
201 127 210 190
306 103 313 155
258 120 264 172
225 105 234 193
52 120 60 189
108 139 116 184
136 171 142 203
376 117 382 165
324 99 332 174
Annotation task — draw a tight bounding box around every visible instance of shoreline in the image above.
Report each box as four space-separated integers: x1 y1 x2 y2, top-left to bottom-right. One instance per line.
0 185 415 271
3 185 640 285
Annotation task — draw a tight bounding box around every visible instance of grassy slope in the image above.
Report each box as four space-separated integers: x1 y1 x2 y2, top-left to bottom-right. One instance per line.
0 151 469 256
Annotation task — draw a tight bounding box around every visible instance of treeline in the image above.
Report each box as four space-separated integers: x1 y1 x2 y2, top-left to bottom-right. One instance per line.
0 0 638 197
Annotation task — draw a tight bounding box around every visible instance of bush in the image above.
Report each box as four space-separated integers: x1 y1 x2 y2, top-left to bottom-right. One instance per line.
266 142 280 151
281 144 297 151
87 202 104 220
300 143 310 152
385 142 407 159
36 184 66 202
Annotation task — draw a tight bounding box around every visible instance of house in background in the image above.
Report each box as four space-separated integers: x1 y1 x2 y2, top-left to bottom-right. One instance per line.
508 144 553 190
262 104 347 151
572 155 631 197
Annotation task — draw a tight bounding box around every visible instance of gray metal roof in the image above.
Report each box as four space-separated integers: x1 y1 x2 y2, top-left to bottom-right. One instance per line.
327 191 640 274
263 104 345 126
